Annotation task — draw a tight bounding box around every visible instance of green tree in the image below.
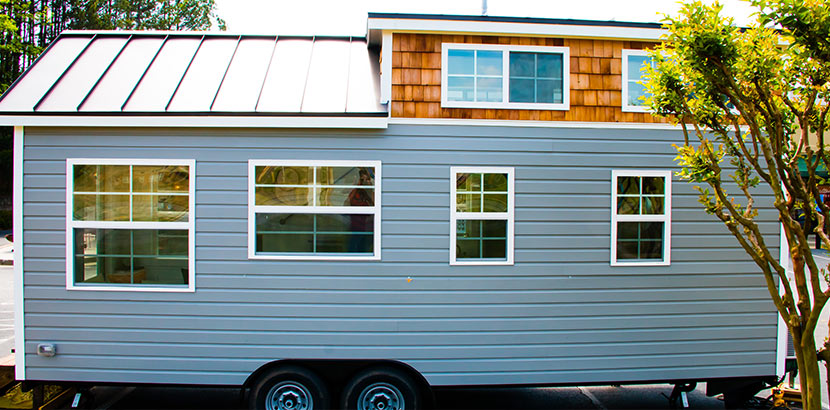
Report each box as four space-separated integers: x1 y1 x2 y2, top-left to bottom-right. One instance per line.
644 1 830 408
67 0 225 31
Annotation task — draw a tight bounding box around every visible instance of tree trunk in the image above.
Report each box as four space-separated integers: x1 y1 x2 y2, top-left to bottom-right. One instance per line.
797 333 823 410
825 357 830 410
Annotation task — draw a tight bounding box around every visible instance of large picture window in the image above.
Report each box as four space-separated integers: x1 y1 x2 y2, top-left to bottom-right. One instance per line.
622 49 654 113
66 159 195 291
450 167 514 265
442 44 569 110
248 160 381 260
611 170 671 266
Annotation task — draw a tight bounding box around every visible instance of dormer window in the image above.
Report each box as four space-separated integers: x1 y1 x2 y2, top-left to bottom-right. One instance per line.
622 49 654 112
441 44 570 110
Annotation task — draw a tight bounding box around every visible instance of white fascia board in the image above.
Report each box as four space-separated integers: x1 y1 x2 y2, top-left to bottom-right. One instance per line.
0 116 389 129
368 18 666 41
380 31 393 104
389 117 684 130
13 126 24 380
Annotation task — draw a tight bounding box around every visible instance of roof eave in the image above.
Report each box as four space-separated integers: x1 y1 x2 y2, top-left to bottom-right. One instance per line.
0 113 389 129
366 13 667 45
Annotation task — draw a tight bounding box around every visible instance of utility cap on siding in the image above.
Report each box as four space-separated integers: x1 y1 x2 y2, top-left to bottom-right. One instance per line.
0 32 387 128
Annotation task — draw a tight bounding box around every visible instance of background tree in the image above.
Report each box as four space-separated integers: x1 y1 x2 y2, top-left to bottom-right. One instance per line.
644 1 830 409
0 0 225 224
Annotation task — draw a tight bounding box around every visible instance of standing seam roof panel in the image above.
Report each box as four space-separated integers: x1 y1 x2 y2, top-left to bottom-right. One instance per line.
302 39 351 113
37 37 129 112
0 37 91 111
0 33 387 116
346 39 383 113
167 38 240 112
256 39 314 113
123 38 201 112
79 37 165 112
211 38 276 112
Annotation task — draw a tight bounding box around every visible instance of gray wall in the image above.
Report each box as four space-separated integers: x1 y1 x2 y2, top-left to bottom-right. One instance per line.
21 124 780 386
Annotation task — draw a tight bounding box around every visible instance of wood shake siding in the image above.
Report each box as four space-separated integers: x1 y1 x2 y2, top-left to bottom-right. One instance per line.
390 33 668 123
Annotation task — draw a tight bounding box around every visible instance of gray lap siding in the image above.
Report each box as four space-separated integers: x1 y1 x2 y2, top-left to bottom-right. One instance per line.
21 124 779 386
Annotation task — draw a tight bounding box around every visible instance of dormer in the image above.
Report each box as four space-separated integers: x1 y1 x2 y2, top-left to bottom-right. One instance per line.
367 13 668 123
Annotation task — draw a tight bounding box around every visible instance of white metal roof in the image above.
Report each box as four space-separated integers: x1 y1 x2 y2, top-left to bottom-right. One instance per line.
0 33 386 126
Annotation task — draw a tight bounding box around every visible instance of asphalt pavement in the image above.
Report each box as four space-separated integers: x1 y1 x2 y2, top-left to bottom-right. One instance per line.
96 383 729 410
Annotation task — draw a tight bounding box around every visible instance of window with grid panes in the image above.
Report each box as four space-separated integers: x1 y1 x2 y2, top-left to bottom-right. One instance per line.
442 44 569 110
611 170 671 265
67 160 194 289
450 167 514 265
249 160 381 260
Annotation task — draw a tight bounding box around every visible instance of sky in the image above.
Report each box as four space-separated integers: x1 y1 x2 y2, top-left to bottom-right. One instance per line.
212 0 758 35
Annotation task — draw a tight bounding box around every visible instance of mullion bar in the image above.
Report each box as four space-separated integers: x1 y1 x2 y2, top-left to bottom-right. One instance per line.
479 173 484 213
637 222 643 259
129 165 134 283
130 227 134 284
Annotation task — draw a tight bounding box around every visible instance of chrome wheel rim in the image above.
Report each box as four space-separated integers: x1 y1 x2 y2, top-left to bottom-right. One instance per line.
357 382 404 410
265 381 313 410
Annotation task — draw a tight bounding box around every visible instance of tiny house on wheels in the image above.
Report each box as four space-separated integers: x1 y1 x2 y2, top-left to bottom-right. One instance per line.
0 12 788 410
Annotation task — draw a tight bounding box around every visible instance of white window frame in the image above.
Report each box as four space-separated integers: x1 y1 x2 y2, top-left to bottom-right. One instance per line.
621 49 653 113
441 43 570 111
248 160 382 261
610 169 672 266
65 158 196 292
450 166 515 266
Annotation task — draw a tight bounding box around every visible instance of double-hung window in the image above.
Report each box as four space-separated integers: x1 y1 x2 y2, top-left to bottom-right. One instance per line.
442 44 569 110
611 170 671 266
450 167 514 265
66 159 195 291
622 49 654 112
248 160 381 260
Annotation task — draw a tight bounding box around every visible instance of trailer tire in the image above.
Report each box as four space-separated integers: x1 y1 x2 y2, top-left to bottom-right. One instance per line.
342 367 420 410
249 365 329 410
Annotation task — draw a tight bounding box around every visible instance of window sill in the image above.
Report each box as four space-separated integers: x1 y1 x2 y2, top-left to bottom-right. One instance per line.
610 260 670 267
621 105 651 113
249 253 381 261
441 101 569 111
67 284 195 292
451 259 514 266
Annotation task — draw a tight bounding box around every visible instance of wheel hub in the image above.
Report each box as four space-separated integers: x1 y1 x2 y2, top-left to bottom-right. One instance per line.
358 383 404 410
266 381 313 410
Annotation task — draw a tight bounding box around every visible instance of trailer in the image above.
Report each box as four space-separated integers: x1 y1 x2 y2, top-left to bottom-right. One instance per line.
0 13 788 410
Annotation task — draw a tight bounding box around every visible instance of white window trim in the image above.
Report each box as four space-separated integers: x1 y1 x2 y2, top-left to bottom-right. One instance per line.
450 166 515 266
621 49 652 113
610 169 672 266
248 159 382 261
65 158 196 292
441 43 570 111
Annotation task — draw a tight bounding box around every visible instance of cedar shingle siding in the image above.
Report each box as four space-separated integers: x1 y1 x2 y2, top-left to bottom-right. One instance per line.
389 33 667 123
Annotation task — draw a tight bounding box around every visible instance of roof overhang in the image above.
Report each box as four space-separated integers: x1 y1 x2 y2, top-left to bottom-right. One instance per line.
367 13 667 45
0 113 389 128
